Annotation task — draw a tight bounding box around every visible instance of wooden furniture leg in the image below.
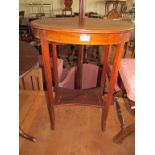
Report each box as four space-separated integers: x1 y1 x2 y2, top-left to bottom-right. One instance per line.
52 42 59 89
113 123 135 143
19 127 37 142
123 42 128 57
101 43 125 131
113 97 135 143
40 30 55 129
100 45 111 94
114 97 126 129
75 45 84 89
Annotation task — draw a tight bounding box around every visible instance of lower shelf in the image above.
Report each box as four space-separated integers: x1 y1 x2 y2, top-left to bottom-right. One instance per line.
55 87 104 107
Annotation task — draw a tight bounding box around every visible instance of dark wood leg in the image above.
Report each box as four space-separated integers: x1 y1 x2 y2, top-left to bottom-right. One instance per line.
113 123 135 143
83 46 88 63
75 45 84 89
101 43 125 131
100 45 111 131
100 45 111 94
19 127 37 142
114 97 126 129
52 42 59 89
40 30 55 130
96 46 100 65
66 45 75 65
123 42 128 58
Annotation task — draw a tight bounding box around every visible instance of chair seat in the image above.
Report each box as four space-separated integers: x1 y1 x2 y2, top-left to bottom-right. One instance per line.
108 59 135 101
119 59 135 101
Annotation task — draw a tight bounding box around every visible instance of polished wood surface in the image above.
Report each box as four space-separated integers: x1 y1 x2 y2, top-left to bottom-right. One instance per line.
31 18 133 45
19 41 39 78
31 17 133 34
40 31 55 129
55 87 103 107
20 91 134 155
31 16 134 131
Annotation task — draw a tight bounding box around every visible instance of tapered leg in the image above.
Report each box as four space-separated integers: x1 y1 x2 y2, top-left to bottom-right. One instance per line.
75 45 84 89
52 42 59 89
40 30 55 129
101 43 125 131
100 45 111 94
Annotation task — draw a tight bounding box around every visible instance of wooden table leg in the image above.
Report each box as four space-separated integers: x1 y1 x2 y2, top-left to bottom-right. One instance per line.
75 45 84 89
40 30 55 130
100 45 111 94
101 43 125 131
52 42 59 89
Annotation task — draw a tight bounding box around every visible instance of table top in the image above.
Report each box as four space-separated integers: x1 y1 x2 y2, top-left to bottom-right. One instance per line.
19 41 39 78
31 17 134 34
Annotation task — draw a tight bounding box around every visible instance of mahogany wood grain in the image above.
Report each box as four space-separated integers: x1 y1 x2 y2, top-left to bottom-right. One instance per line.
55 87 103 107
52 42 59 89
100 45 111 94
40 30 55 129
101 43 125 131
31 18 133 34
31 17 134 131
76 45 84 89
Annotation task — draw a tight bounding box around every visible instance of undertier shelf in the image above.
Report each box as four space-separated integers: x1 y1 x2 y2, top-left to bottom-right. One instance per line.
54 87 104 107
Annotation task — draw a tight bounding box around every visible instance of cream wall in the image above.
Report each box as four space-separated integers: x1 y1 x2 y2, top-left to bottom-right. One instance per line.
19 0 109 16
19 0 134 17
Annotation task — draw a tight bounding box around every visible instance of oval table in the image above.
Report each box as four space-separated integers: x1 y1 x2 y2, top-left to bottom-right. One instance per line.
19 41 39 142
31 17 134 131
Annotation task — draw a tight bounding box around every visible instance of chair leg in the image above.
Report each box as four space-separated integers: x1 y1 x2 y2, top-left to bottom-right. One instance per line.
114 97 126 129
19 127 37 142
113 97 135 144
113 123 135 143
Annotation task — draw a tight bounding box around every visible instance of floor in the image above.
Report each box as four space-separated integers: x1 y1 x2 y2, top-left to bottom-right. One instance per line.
19 90 134 155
